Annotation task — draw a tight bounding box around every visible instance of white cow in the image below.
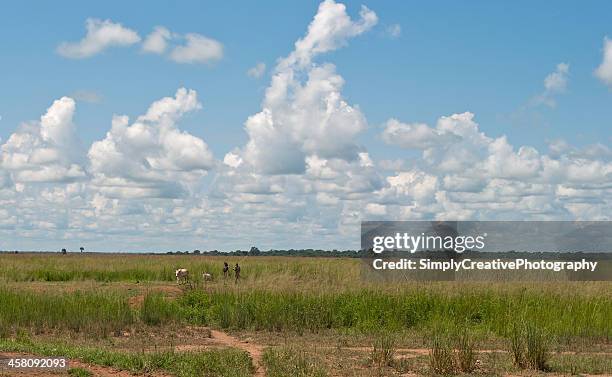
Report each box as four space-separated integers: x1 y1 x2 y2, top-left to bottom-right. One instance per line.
202 272 212 281
175 268 189 284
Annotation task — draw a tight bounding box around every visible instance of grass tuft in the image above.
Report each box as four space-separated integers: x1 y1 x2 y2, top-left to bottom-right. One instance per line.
429 332 456 375
509 321 550 371
371 332 396 368
455 328 477 373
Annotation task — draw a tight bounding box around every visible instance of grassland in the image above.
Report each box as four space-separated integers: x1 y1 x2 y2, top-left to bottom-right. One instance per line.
0 252 610 376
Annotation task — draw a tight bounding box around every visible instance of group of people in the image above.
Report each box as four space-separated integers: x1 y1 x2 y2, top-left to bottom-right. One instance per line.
223 261 240 283
175 262 242 286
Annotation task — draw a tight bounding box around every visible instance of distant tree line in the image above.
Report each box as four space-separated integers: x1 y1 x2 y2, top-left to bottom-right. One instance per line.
165 246 363 258
1 247 609 260
162 247 612 260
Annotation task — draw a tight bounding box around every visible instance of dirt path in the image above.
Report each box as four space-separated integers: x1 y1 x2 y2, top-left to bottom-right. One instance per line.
209 330 265 377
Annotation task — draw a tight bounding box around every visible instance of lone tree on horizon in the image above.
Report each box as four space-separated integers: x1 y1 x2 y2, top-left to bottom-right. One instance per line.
249 246 261 256
61 248 67 254
80 247 84 253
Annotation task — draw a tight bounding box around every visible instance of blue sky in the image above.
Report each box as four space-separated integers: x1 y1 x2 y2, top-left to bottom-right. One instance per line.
0 1 611 251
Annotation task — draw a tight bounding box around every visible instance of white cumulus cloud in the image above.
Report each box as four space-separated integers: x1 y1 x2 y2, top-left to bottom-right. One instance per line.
0 97 86 183
88 88 214 199
283 0 377 68
230 0 377 174
57 18 141 59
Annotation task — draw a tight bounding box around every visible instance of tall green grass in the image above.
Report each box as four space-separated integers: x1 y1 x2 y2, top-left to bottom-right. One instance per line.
0 288 132 336
140 292 182 325
1 285 609 343
177 289 611 339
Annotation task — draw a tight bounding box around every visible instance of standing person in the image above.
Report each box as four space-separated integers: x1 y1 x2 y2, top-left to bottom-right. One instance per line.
234 263 241 284
223 262 229 279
